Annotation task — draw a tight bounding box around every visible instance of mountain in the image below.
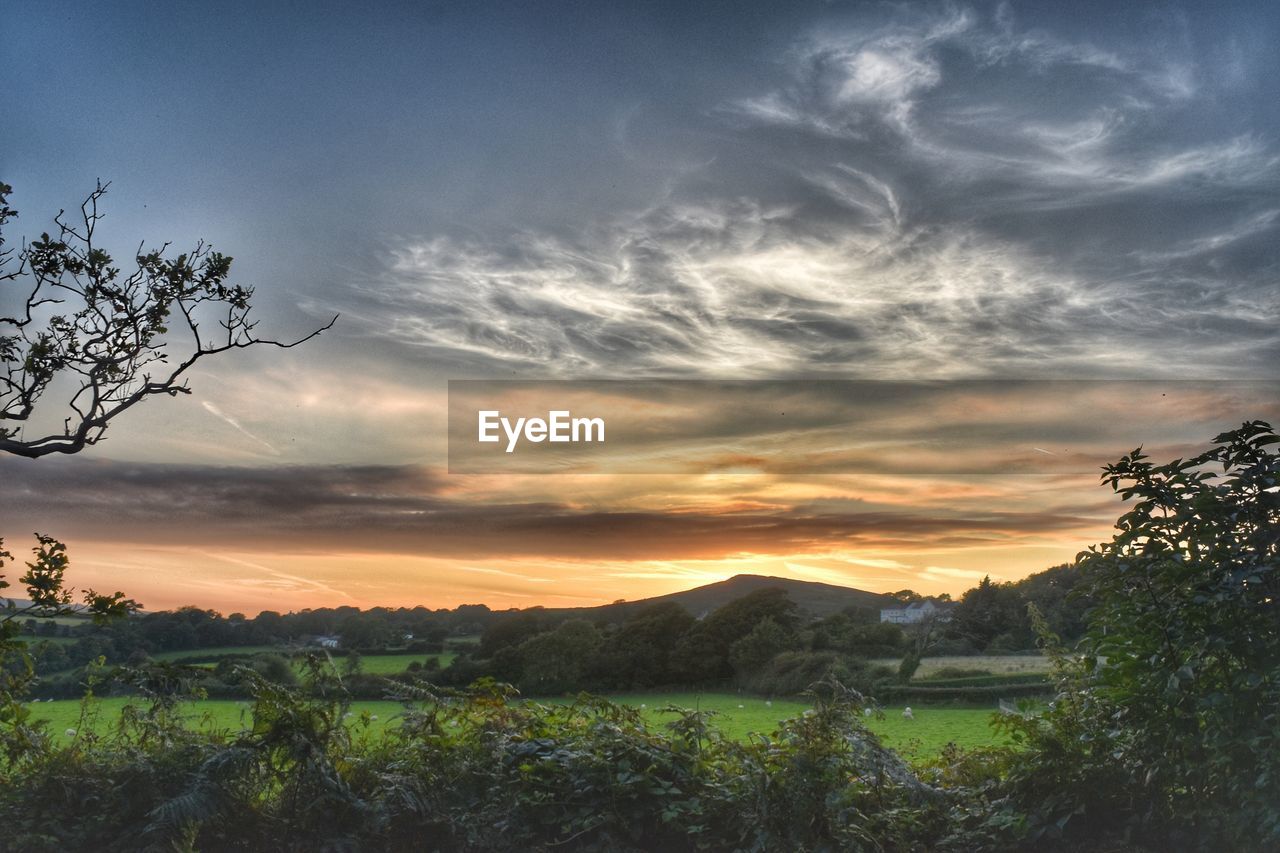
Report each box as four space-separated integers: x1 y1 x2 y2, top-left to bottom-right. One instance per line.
536 574 894 623
1 597 91 615
632 574 893 619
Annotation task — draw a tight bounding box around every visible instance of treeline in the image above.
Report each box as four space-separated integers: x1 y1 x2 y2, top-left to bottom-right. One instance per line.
946 565 1087 652
437 589 902 696
431 564 1087 696
18 563 1089 700
17 602 498 675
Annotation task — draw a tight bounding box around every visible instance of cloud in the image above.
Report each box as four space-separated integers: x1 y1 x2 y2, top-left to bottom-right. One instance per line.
920 565 997 581
335 4 1278 384
0 457 1111 562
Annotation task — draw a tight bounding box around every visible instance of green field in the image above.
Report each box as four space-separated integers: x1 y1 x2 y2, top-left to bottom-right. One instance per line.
341 652 458 673
152 648 456 673
870 654 1051 677
28 692 1007 757
8 615 95 627
606 694 1006 756
446 635 480 646
153 645 290 662
284 652 458 675
24 636 79 646
28 698 404 740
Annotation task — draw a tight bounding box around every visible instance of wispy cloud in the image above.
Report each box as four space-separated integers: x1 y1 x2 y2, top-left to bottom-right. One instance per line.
339 4 1278 383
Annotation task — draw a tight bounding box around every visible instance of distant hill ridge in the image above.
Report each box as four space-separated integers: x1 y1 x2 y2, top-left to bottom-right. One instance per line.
541 574 894 621
4 576 895 621
634 574 893 618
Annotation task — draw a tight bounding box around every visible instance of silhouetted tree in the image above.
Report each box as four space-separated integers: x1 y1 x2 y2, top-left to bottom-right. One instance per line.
0 181 334 458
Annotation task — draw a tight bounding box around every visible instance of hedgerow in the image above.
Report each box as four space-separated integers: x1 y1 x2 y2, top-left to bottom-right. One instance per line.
0 670 999 852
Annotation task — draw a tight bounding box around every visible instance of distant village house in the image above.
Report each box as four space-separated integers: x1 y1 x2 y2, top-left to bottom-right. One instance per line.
879 598 952 624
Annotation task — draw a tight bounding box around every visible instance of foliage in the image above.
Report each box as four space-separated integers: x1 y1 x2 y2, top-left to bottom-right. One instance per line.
515 619 602 694
949 576 1026 650
0 674 999 852
590 602 695 690
727 616 800 677
0 534 138 775
943 567 1089 655
1000 422 1280 850
672 587 800 684
810 610 906 658
737 650 893 698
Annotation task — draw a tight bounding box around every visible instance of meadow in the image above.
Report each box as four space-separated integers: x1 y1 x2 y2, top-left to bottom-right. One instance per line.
342 651 458 673
28 692 1006 757
145 648 458 673
152 645 286 661
870 653 1051 677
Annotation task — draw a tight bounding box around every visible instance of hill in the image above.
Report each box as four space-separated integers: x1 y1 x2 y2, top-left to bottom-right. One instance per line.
548 574 893 623
632 574 892 619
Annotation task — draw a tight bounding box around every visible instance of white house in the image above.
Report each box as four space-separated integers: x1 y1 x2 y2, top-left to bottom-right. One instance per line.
879 599 952 624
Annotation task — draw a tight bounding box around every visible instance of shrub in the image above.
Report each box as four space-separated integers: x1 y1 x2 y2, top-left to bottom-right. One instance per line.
1003 422 1280 851
0 676 996 851
740 650 893 697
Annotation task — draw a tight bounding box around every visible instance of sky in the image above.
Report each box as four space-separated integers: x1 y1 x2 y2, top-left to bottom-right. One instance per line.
1 1 1277 614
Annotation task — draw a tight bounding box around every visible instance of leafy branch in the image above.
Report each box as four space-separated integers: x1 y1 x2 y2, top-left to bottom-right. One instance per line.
0 180 336 458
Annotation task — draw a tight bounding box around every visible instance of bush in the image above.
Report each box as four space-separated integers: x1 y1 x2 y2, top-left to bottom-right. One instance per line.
739 650 892 697
0 676 993 851
1003 422 1280 851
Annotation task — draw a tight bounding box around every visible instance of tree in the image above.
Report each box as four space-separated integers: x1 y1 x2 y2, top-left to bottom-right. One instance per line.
673 588 800 682
895 610 943 682
1 533 139 763
595 602 695 689
339 613 394 651
0 181 335 458
728 616 799 678
516 619 603 694
1007 421 1280 849
948 575 1024 651
479 609 547 658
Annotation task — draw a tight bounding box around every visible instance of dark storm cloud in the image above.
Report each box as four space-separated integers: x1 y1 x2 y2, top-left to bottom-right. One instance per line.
0 458 1109 560
345 3 1279 381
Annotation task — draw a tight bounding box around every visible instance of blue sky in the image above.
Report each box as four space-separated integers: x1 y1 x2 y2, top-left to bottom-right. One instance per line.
5 1 1278 382
2 1 1277 611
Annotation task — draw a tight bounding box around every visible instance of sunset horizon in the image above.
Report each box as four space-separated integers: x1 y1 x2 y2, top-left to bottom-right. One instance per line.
4 1 1277 615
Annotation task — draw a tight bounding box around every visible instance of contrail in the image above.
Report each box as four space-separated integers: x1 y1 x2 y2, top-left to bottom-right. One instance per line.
202 401 279 455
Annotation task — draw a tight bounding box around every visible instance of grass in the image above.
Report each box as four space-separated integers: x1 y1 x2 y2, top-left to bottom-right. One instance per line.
446 635 480 646
870 654 1051 678
39 646 459 677
342 652 458 674
23 636 80 646
26 692 1010 759
153 645 289 662
153 648 457 674
6 615 94 626
28 698 405 740
595 694 1007 757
